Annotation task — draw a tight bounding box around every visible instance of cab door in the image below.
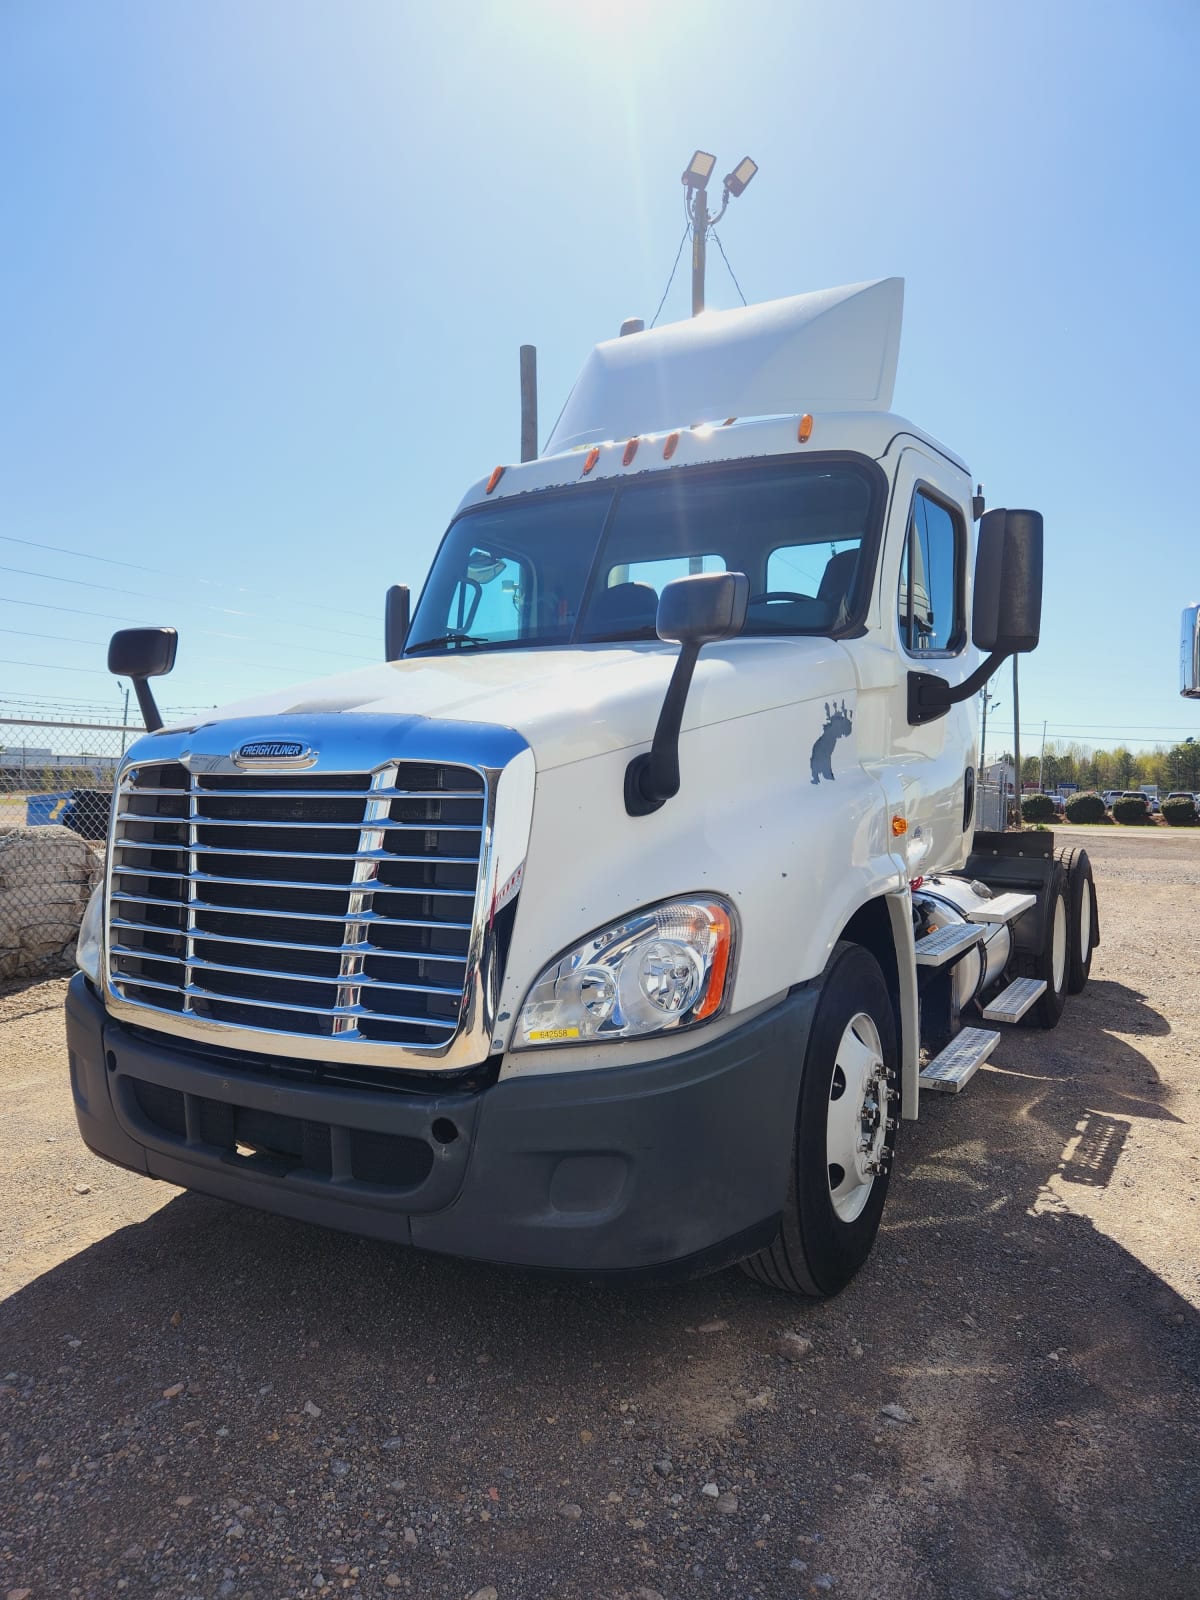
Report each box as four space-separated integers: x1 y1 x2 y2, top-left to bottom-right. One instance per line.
879 445 979 875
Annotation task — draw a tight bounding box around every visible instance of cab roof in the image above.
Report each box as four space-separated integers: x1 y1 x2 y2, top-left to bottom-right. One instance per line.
547 278 904 454
460 409 970 515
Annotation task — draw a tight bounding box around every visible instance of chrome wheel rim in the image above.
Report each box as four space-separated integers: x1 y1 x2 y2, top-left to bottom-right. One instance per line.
827 1011 890 1224
1051 894 1068 994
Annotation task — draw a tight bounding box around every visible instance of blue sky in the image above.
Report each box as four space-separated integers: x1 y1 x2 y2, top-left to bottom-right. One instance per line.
2 0 1197 753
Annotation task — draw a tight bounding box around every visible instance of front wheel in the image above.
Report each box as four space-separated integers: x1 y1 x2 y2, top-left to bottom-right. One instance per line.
740 943 898 1297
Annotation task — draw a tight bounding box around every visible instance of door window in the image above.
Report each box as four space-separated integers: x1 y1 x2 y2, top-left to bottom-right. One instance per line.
898 490 964 654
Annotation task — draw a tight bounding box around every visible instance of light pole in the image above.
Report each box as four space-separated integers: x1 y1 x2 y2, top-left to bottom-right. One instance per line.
980 685 1001 774
1038 718 1048 793
681 151 758 317
1012 655 1022 829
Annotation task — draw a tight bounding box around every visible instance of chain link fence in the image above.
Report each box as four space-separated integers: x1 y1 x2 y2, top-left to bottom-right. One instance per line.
1 718 129 983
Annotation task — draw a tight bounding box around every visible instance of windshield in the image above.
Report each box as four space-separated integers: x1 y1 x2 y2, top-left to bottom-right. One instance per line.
405 457 882 656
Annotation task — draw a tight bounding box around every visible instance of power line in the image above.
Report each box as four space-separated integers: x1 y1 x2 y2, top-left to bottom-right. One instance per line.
1 626 103 647
649 224 690 329
0 532 377 622
0 563 375 644
710 228 748 306
0 597 373 663
0 658 109 676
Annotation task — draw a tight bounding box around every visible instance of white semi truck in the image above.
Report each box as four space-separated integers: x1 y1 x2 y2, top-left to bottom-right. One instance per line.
1182 604 1199 697
67 279 1099 1296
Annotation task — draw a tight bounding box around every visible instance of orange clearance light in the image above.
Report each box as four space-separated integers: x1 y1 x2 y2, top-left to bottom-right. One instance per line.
485 465 505 494
723 417 737 426
892 814 908 837
623 437 639 466
663 431 680 460
582 446 601 476
694 904 734 1021
798 414 814 442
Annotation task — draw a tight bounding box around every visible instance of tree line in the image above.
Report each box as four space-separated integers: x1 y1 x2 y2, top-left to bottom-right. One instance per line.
994 739 1200 793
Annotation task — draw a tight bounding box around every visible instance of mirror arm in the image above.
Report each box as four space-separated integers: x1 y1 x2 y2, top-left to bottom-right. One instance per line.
908 650 1008 727
131 677 164 732
624 642 702 816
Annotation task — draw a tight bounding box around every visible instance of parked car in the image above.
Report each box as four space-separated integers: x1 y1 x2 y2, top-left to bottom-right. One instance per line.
1117 790 1153 817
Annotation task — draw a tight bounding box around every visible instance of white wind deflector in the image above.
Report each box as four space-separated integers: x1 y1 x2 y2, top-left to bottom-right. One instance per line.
545 278 904 454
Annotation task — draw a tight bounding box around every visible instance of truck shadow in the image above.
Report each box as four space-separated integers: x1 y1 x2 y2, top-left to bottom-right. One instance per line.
2 977 1198 1600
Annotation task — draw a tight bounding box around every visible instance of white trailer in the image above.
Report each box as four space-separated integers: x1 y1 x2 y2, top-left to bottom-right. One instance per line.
67 279 1099 1296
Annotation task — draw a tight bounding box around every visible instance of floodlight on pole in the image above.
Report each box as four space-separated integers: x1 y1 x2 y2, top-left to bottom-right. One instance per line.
681 150 717 190
680 146 758 317
723 157 758 197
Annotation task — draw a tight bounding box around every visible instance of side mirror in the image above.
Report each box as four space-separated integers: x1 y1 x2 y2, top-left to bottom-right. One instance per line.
1182 605 1200 698
972 508 1043 655
108 627 178 680
625 571 749 816
909 507 1043 726
386 584 411 661
108 627 177 732
656 568 750 648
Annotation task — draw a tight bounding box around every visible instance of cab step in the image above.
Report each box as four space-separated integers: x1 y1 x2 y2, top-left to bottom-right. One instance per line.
965 891 1037 925
919 1026 1000 1093
914 923 984 967
981 974 1047 1023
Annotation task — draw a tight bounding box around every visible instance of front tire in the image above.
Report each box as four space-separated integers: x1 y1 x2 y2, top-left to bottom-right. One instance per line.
740 943 898 1297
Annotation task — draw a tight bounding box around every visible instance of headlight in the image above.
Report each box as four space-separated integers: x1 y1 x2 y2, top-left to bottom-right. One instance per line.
515 897 735 1049
75 882 104 984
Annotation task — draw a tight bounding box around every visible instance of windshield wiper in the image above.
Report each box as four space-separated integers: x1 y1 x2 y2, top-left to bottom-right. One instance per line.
404 632 491 654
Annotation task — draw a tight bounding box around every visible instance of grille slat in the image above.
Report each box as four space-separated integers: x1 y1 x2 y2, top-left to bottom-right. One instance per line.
106 759 485 1051
112 841 482 874
117 813 483 834
112 865 478 904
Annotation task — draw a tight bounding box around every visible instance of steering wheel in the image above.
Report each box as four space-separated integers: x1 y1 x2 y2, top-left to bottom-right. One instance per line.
747 590 812 606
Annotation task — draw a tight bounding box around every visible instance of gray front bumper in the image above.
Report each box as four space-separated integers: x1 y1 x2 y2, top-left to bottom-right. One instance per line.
66 973 816 1275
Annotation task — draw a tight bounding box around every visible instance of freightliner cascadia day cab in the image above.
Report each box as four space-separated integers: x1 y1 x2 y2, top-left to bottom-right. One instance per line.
67 280 1101 1296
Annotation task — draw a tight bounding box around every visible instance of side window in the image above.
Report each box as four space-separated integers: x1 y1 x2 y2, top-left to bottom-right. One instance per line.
613 553 725 593
897 491 964 654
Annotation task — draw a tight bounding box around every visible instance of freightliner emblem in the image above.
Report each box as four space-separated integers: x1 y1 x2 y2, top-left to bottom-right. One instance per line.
233 738 315 767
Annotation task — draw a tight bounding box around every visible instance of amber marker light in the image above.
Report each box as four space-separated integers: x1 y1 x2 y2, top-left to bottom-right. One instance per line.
485 465 505 494
892 815 908 837
663 432 680 460
798 414 814 442
694 903 734 1021
582 446 601 475
623 438 639 466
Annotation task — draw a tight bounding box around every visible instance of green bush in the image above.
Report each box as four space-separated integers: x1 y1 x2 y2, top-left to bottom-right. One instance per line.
1162 797 1199 826
1065 791 1107 823
1021 793 1058 823
1112 796 1152 824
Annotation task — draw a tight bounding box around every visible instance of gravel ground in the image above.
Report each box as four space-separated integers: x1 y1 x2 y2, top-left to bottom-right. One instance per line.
2 829 1198 1600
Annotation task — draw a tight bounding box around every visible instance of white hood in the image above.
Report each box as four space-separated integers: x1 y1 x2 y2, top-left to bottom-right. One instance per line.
174 639 855 772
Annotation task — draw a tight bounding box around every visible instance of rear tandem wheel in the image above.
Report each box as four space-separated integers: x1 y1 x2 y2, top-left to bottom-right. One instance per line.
1057 845 1099 993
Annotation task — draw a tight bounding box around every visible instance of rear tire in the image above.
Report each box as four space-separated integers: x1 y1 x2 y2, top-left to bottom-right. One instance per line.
1057 846 1098 993
1015 863 1069 1028
740 943 898 1297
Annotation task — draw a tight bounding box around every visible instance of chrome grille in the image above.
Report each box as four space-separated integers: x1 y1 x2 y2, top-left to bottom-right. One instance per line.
106 759 487 1049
